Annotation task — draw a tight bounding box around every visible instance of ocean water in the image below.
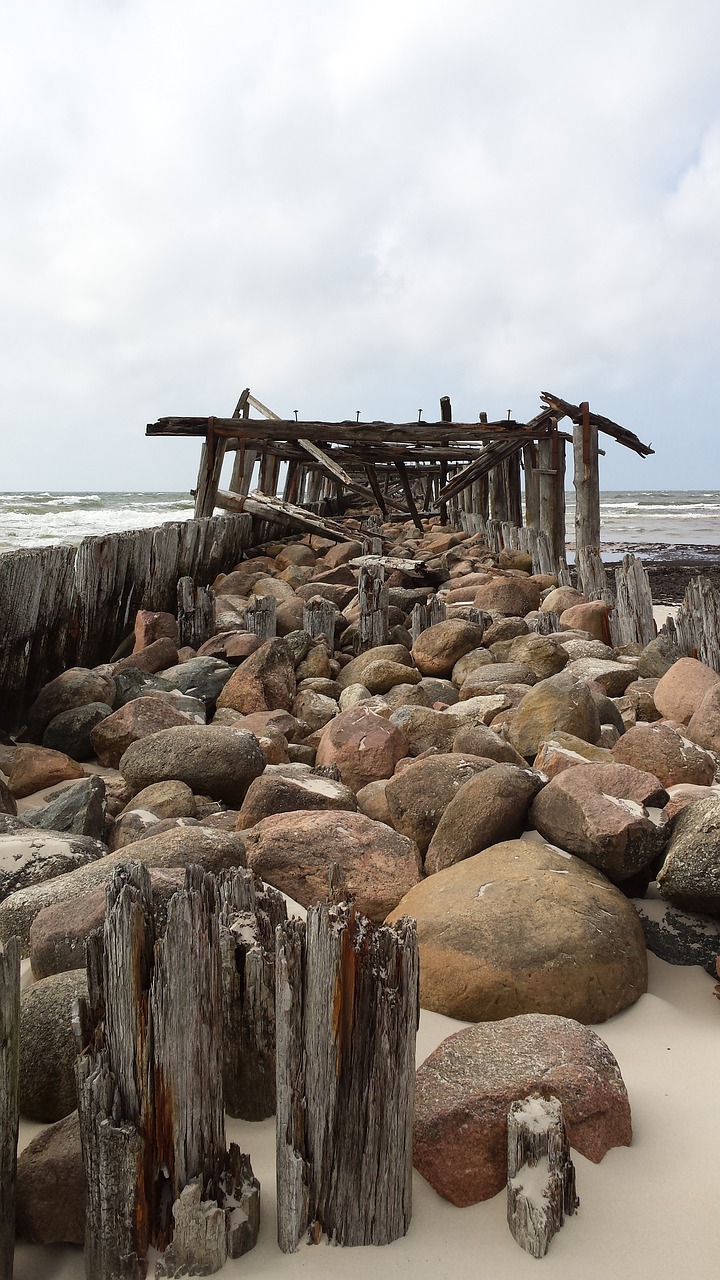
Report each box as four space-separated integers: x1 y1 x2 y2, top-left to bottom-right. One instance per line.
0 489 719 555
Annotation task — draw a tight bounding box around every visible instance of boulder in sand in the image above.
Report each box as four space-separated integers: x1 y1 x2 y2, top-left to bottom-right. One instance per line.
119 724 265 806
0 830 108 903
42 702 113 761
90 696 192 768
16 1109 86 1244
657 795 720 918
22 775 107 842
653 656 720 724
19 969 88 1121
235 771 357 829
507 672 602 759
384 754 494 856
8 745 84 799
612 722 715 788
23 667 115 742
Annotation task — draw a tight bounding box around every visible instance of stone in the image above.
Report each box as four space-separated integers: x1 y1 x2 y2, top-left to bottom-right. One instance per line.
686 683 720 753
385 754 495 856
622 678 662 723
425 764 545 874
533 734 614 779
664 783 720 822
411 620 486 678
8 745 85 799
42 702 114 761
113 635 179 674
292 690 339 734
0 776 16 816
159 656 234 706
119 724 265 806
413 1013 631 1206
295 642 333 683
386 838 647 1023
559 601 611 643
196 631 263 662
275 542 317 569
314 706 408 792
498 548 533 573
133 609 179 652
416 677 460 705
482 617 529 646
449 694 512 725
653 657 720 724
451 723 527 765
560 638 615 661
507 672 602 760
612 722 716 788
506 633 569 680
23 667 116 742
236 709 302 741
541 586 583 614
235 772 357 829
637 633 684 679
19 969 89 1122
635 900 720 976
566 658 637 698
473 578 542 616
320 539 365 567
276 597 306 635
250 574 298 602
89 696 193 768
0 830 108 902
360 659 422 695
245 810 421 922
355 779 393 825
119 779 197 820
15 1110 86 1244
112 668 174 707
388 706 459 756
459 662 536 700
22 775 107 841
530 762 669 881
657 795 720 918
450 647 495 688
336 644 413 690
215 638 296 715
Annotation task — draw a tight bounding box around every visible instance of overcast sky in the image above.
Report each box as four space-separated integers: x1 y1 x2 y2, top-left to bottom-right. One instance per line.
2 0 719 492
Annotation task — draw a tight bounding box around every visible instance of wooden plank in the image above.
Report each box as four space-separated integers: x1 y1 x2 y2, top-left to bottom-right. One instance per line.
540 391 653 457
215 489 356 543
147 417 546 446
0 937 19 1280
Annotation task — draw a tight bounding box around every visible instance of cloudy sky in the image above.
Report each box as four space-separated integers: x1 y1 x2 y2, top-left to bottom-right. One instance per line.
2 0 719 491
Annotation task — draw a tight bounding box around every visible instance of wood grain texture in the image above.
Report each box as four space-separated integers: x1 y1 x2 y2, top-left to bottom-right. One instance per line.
507 1095 578 1259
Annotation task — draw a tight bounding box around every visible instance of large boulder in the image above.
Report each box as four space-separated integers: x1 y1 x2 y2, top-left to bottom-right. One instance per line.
42 702 114 761
314 706 408 792
529 762 669 882
119 725 265 806
386 838 647 1022
18 970 88 1121
388 706 459 756
459 661 536 700
657 795 720 918
425 764 544 874
413 1014 631 1206
0 830 108 903
21 775 107 842
15 1110 86 1244
113 636 178 675
451 723 527 765
245 810 422 921
8 746 84 799
653 657 720 724
133 608 178 652
384 754 494 856
90 697 192 768
411 620 486 678
473 578 542 616
336 645 414 691
612 722 715 788
686 683 720 754
235 772 357 829
215 638 296 714
507 672 602 759
506 633 569 679
23 667 115 742
559 601 611 642
565 658 638 698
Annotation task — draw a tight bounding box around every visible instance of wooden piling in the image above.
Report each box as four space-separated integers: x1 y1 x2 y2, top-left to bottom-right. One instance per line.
357 563 389 651
573 401 601 554
177 576 215 649
303 599 338 655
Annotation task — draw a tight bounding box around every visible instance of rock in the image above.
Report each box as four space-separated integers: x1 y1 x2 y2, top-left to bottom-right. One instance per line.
425 764 544 874
473 578 541 616
0 777 17 817
314 706 408 792
686 683 720 753
15 1110 86 1244
459 661 536 699
275 542 317 569
89 696 193 768
559 601 611 642
215 638 295 715
385 754 495 856
451 723 527 765
482 617 529 646
197 631 263 662
23 667 116 742
416 677 459 705
360 659 422 695
236 709 302 742
133 609 179 652
566 658 637 698
533 734 613 779
41 702 114 761
22 775 107 841
560 638 615 661
292 689 339 734
498 548 532 573
245 810 421 922
529 762 669 881
275 597 306 635
0 827 248 952
112 668 174 707
637 633 684 679
663 782 720 822
388 706 459 755
653 657 720 724
119 724 265 806
336 644 413 690
159 656 234 706
657 796 720 917
411 620 486 678
450 647 495 687
0 830 108 902
235 772 357 829
507 672 602 760
386 838 647 1022
541 586 583 614
118 779 197 820
506 633 569 679
635 900 720 976
19 970 88 1121
8 745 85 799
413 1013 631 1206
355 779 393 825
113 635 179 675
612 722 716 788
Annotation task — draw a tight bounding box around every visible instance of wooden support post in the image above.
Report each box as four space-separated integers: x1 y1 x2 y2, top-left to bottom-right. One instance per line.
229 395 253 494
489 463 509 523
528 609 561 635
609 554 655 648
438 396 452 525
507 451 523 527
218 869 288 1121
194 420 228 519
364 464 388 518
0 937 19 1280
357 563 389 651
661 576 720 673
365 513 383 556
573 400 601 555
177 576 215 649
275 903 418 1251
523 444 540 529
575 546 614 604
395 460 424 531
537 425 566 571
507 1095 578 1259
243 595 277 641
303 599 339 655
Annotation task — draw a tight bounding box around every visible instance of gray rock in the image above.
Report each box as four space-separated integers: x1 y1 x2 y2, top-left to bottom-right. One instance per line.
113 668 174 708
119 724 265 806
0 775 17 816
15 1110 86 1244
23 667 116 742
635 900 720 976
657 795 720 918
425 763 545 874
236 771 357 829
19 970 88 1121
637 633 684 679
22 775 107 841
42 702 113 760
0 830 108 902
159 656 234 705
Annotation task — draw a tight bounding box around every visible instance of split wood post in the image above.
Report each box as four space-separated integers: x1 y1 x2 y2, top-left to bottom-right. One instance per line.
194 420 228 519
507 1095 578 1259
661 576 720 672
243 595 277 641
0 938 19 1280
275 903 419 1251
572 401 601 556
357 563 389 651
609 554 655 648
523 444 540 529
218 869 288 1121
365 513 383 556
537 426 566 571
507 452 523 527
528 610 561 635
428 594 446 627
409 601 429 642
303 599 338 655
438 396 452 525
575 546 614 604
177 576 215 649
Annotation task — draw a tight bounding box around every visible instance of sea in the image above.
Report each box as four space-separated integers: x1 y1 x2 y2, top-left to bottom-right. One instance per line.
1 489 720 556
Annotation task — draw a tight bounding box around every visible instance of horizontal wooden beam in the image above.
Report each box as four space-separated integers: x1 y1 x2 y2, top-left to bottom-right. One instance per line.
146 417 550 446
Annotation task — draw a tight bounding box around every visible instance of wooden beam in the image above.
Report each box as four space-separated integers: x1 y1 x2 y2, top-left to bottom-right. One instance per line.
395 460 424 531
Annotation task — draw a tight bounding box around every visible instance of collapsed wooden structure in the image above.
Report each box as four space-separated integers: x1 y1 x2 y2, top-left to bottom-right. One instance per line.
147 389 653 573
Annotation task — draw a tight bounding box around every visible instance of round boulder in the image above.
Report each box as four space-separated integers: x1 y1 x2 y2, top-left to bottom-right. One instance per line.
235 771 357 829
119 725 265 806
657 795 720 918
314 706 408 792
612 722 715 788
384 754 494 856
425 764 545 875
411 620 486 678
23 667 116 742
507 672 602 760
653 657 720 724
473 578 542 617
19 969 88 1122
42 702 114 761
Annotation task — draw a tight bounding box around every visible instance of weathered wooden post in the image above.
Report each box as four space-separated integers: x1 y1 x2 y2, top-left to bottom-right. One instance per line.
575 546 614 604
303 598 338 655
506 452 523 528
609 554 655 648
243 595 277 641
572 400 601 556
537 424 566 571
0 938 20 1280
523 443 540 529
358 562 389 651
489 462 509 523
275 904 419 1251
507 1095 578 1258
177 576 215 649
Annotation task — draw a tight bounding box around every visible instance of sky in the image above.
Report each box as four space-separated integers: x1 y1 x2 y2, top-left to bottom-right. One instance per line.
1 0 719 492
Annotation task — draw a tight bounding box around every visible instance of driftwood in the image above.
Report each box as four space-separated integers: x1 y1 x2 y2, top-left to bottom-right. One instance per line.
275 904 419 1251
0 938 20 1280
215 488 353 543
662 576 720 673
357 562 389 651
507 1095 578 1258
218 869 288 1120
242 595 277 641
177 576 215 649
528 610 560 635
609 554 655 648
302 599 338 655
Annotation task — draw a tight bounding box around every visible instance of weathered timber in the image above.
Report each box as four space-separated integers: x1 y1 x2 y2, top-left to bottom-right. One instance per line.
177 576 215 649
156 1148 260 1278
528 610 561 635
523 443 540 529
215 488 353 543
275 904 419 1251
302 599 338 655
609 554 655 648
363 513 384 556
395 460 424 530
0 937 20 1280
537 428 566 571
541 391 653 457
357 563 389 651
242 595 277 641
507 1095 578 1259
148 416 536 444
218 868 288 1121
573 401 601 553
662 576 720 673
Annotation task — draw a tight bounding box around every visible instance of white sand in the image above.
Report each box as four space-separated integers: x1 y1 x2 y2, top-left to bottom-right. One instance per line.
13 937 718 1280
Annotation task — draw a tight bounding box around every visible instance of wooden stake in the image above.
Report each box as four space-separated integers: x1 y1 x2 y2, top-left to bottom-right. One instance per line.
243 595 277 641
610 554 655 648
507 1095 578 1259
303 599 338 655
573 401 601 555
0 937 20 1280
177 576 215 649
357 563 389 651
